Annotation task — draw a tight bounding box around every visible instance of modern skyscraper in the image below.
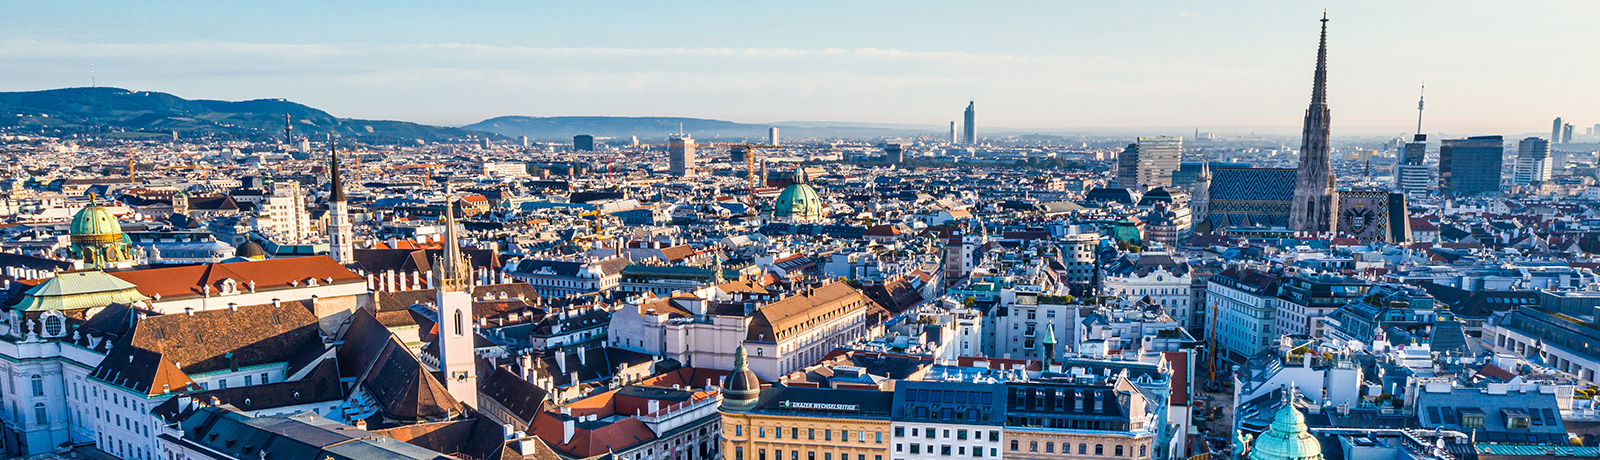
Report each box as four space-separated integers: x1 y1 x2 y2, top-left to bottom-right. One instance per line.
1440 135 1505 197
950 121 957 144
768 126 780 146
884 142 904 164
962 101 976 145
1553 117 1563 144
327 136 354 264
668 133 695 176
1116 136 1182 190
1289 14 1338 234
574 134 595 151
1563 123 1575 143
1513 137 1551 185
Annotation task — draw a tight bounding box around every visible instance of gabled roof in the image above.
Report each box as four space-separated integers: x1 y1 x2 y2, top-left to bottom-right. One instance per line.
109 256 364 301
126 301 324 376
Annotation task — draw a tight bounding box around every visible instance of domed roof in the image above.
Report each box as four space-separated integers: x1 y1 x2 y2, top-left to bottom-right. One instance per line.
70 200 123 238
1248 404 1324 460
774 183 824 218
721 345 761 412
237 241 267 259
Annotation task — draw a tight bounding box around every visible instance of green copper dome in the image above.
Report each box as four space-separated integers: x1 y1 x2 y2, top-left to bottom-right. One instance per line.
774 183 824 219
69 198 135 269
70 202 122 238
1247 404 1324 460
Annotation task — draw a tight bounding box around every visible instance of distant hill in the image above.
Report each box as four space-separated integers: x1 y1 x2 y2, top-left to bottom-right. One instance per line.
465 116 941 142
0 87 496 144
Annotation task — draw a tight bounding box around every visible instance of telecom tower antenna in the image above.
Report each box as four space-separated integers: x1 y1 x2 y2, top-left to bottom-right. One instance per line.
1416 83 1425 135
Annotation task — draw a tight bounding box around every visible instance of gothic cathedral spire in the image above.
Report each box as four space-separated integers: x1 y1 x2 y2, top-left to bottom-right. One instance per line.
1289 12 1337 234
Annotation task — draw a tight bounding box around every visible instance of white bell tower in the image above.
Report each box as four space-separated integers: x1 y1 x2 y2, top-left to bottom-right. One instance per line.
434 198 478 408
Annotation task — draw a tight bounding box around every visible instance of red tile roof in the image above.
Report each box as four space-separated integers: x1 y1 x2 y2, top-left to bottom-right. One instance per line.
110 256 364 300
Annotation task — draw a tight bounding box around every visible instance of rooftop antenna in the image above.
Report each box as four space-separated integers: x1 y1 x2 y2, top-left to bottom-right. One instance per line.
1415 82 1425 135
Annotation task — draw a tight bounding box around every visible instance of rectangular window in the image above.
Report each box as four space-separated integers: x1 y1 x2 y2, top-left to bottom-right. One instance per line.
809 428 815 440
877 431 883 443
735 425 743 436
759 427 766 437
957 430 968 440
911 445 921 454
761 450 768 460
244 375 254 386
736 447 744 460
895 427 905 437
825 430 832 441
941 445 952 456
925 427 935 439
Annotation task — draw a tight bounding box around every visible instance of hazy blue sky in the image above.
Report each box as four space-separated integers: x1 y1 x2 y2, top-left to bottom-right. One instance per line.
2 1 1596 135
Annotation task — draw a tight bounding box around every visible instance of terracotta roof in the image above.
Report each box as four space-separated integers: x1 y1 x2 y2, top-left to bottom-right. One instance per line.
747 282 875 342
125 301 323 376
109 256 364 301
1162 351 1190 406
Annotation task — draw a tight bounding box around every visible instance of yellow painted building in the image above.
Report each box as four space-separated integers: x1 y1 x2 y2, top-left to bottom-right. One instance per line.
721 346 894 460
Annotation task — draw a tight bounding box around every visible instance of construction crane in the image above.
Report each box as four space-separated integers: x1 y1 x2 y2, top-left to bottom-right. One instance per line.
728 143 781 194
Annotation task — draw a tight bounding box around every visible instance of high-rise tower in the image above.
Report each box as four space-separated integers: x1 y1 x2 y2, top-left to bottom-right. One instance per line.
1288 13 1337 234
962 101 976 145
1552 117 1563 144
328 135 354 263
434 199 478 408
669 132 696 176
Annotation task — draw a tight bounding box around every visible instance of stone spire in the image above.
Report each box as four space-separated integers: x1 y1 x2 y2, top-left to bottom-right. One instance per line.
1193 161 1212 232
435 198 472 292
327 135 354 263
329 134 345 203
1288 12 1337 234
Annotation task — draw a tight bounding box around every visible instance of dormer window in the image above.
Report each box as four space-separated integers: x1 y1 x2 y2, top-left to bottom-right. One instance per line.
217 278 238 295
304 277 319 287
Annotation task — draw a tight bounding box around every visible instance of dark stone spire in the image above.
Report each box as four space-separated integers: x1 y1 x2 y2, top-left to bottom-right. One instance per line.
329 134 346 203
1310 13 1328 106
1289 12 1337 234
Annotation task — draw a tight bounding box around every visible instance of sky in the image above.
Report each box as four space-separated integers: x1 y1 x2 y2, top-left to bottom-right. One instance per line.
2 1 1597 135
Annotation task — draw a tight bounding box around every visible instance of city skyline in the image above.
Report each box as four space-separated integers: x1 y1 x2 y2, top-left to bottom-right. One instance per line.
3 2 1598 135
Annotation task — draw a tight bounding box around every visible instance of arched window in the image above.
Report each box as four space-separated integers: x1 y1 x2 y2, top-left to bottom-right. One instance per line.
1010 440 1018 451
31 374 44 396
454 309 464 336
1096 445 1104 455
1029 441 1038 452
34 402 47 425
1045 442 1054 453
1116 445 1125 457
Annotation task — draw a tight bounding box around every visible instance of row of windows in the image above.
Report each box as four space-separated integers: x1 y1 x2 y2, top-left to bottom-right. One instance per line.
893 427 999 442
743 425 884 444
896 443 996 457
739 448 883 460
1008 440 1145 457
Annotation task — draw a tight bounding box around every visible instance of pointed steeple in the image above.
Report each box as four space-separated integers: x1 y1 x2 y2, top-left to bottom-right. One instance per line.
1288 12 1337 234
1310 12 1329 107
436 198 472 291
329 134 345 203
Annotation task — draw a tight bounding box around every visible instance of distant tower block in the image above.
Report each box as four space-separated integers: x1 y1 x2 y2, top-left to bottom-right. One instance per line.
574 135 595 151
669 133 696 176
950 121 957 143
963 101 976 144
520 135 529 147
769 127 780 146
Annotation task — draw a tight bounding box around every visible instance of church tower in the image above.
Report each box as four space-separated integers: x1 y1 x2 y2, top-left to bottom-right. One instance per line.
328 135 354 263
1192 161 1212 232
1288 13 1338 234
434 198 478 408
